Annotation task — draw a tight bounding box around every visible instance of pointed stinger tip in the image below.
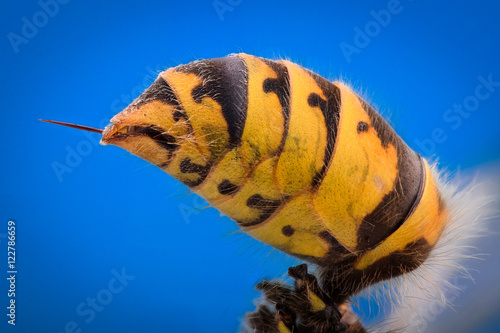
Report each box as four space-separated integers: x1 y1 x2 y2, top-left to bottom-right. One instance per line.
39 119 104 134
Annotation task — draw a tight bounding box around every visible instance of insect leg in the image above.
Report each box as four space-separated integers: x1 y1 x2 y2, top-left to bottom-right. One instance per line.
244 264 366 333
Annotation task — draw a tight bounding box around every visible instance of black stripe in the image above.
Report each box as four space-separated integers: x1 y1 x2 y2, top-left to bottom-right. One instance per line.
133 126 178 154
360 237 433 278
131 77 190 128
217 179 239 195
319 231 351 255
175 56 248 149
238 194 283 227
261 59 291 156
320 238 433 301
133 76 181 107
306 74 341 187
179 158 211 187
356 97 425 250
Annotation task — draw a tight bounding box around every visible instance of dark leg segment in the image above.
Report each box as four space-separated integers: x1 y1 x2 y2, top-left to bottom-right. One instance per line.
244 264 367 333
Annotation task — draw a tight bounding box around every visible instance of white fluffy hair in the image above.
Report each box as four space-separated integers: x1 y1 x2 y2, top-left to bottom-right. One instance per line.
352 162 495 333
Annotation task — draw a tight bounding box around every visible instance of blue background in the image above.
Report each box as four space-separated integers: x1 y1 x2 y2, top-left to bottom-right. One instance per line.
1 1 499 332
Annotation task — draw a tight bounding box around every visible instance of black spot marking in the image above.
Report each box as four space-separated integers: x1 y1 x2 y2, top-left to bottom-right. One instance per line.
217 179 239 195
180 158 208 174
357 121 369 133
239 194 282 227
307 93 322 107
261 59 291 156
357 98 397 149
282 225 295 237
246 194 279 209
179 158 211 187
307 74 341 188
356 97 425 250
175 56 248 149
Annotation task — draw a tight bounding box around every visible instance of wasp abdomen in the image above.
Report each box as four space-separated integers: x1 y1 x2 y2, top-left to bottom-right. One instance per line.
101 54 449 290
41 52 488 333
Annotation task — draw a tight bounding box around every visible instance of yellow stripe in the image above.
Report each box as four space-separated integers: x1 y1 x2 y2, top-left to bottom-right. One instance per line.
237 54 285 164
162 71 229 161
274 60 328 195
247 193 330 258
313 83 398 250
